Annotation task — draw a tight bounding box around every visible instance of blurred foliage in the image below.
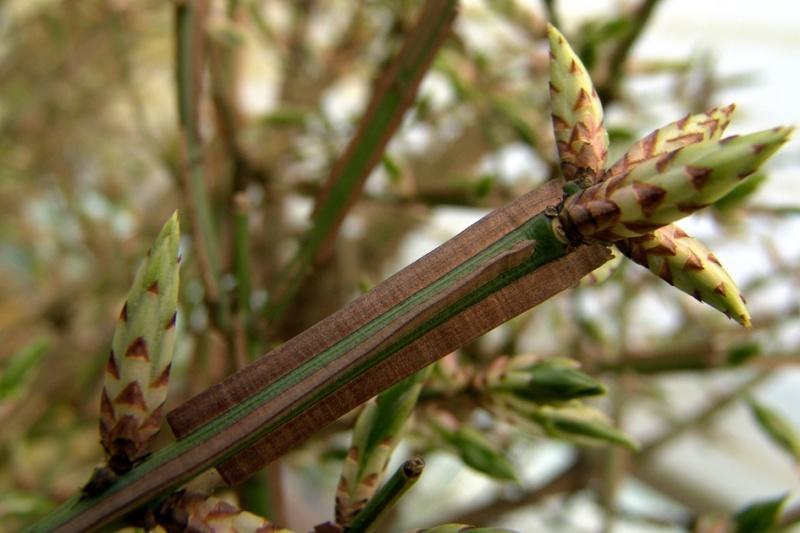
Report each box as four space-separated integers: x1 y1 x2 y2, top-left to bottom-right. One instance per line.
1 0 799 531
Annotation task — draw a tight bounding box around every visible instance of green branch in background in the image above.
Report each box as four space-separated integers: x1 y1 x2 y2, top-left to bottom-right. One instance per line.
175 0 229 330
265 0 458 327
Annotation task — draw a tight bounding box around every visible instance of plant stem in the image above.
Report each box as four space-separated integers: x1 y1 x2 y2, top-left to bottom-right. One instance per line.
265 0 458 327
175 0 229 331
597 0 662 103
347 457 424 533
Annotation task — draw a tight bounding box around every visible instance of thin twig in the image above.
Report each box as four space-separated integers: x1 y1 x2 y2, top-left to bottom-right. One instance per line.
637 371 772 461
596 0 663 103
264 0 459 328
347 457 424 533
174 0 229 331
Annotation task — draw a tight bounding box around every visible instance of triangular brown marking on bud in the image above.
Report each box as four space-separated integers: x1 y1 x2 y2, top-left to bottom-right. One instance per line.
140 403 164 431
146 248 151 257
685 165 713 190
670 226 689 239
147 281 159 294
697 118 720 134
586 200 621 230
100 388 115 423
738 169 755 179
166 311 177 330
714 282 727 296
655 149 680 173
677 202 709 214
549 81 561 94
603 172 630 195
570 59 578 73
666 132 704 146
361 472 380 489
570 123 585 143
346 446 359 462
692 289 703 301
751 143 767 154
119 302 128 322
639 130 659 158
337 476 349 493
176 254 182 264
106 350 120 380
107 414 141 448
125 336 149 361
622 221 663 233
658 259 673 284
208 500 241 519
707 252 721 265
676 113 691 130
632 182 667 217
684 251 704 271
151 363 171 388
549 50 557 60
740 293 747 304
114 381 147 410
573 89 590 111
720 134 740 145
646 239 677 256
618 241 645 265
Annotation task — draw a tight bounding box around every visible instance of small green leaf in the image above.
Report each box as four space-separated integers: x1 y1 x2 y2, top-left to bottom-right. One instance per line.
446 427 517 482
728 342 761 366
749 400 800 462
474 174 495 198
734 493 788 533
493 360 605 403
382 154 402 184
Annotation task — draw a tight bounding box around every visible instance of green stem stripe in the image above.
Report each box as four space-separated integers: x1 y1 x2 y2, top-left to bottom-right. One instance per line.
30 212 568 532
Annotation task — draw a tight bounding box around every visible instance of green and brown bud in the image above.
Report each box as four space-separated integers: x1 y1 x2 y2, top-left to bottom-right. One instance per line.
479 356 604 403
492 395 637 450
100 212 180 474
336 369 429 526
547 24 608 183
534 405 638 450
426 409 517 482
605 104 736 178
617 224 750 326
557 127 794 242
154 490 293 533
